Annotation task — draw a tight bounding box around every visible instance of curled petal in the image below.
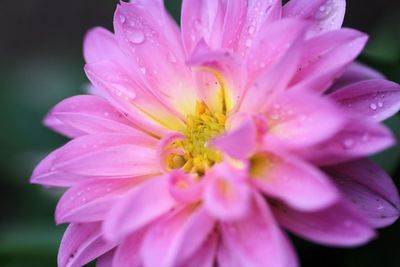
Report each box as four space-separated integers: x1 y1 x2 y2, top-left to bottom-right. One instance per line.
325 159 400 228
103 177 176 242
141 206 215 267
329 79 400 122
283 0 346 35
274 201 376 247
58 222 115 267
168 170 203 203
250 151 339 211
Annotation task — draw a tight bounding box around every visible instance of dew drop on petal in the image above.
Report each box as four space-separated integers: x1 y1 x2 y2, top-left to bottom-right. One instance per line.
127 30 145 44
119 15 126 24
369 103 378 111
342 138 355 149
377 101 384 108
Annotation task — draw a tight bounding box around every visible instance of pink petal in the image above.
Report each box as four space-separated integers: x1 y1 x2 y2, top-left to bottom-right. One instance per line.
141 206 215 267
31 134 159 186
103 177 176 242
55 178 145 224
329 79 400 122
113 3 197 116
302 117 395 166
43 115 85 138
325 159 400 228
240 32 304 113
211 115 258 160
177 232 218 267
220 194 298 267
112 230 146 267
58 222 116 267
44 95 140 137
283 0 346 36
263 91 345 148
274 201 376 247
251 151 339 211
168 170 203 203
289 28 368 93
181 0 225 54
96 250 115 267
85 60 185 135
328 62 385 92
246 19 309 83
203 163 252 221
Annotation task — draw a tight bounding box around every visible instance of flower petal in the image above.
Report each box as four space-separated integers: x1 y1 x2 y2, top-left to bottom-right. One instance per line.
141 206 215 267
329 79 400 122
263 91 345 148
31 134 159 186
274 201 376 247
203 163 252 221
96 250 115 267
220 195 298 267
114 2 197 116
177 233 218 267
44 95 140 137
250 151 339 211
289 28 368 93
112 230 146 267
302 117 395 166
55 178 145 224
283 0 346 35
58 222 115 267
325 159 400 228
103 177 176 242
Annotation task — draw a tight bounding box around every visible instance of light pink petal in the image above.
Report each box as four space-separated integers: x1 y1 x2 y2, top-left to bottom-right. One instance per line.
112 230 146 267
326 159 400 228
181 0 225 54
58 222 116 267
246 19 309 83
283 0 346 35
103 177 176 242
43 115 85 138
220 194 298 267
85 60 185 135
44 95 140 137
328 62 385 92
251 151 339 211
141 206 215 267
329 79 400 122
263 91 345 148
274 201 376 247
188 40 245 112
178 232 218 267
55 177 146 224
302 117 395 166
96 250 115 267
289 28 368 93
114 2 197 116
30 134 159 186
240 33 304 113
203 163 252 221
211 115 258 159
217 241 243 267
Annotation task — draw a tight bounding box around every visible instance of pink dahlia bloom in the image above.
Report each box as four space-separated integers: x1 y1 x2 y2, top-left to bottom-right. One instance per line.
31 0 400 266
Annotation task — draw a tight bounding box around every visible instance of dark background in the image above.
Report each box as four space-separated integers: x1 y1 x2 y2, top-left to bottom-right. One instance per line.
0 0 399 266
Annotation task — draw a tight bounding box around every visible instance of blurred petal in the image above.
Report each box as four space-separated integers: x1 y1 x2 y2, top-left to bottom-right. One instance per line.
55 178 145 224
283 0 346 35
112 230 146 267
302 117 395 165
58 223 115 267
329 79 400 122
251 151 339 211
274 201 376 247
177 233 218 267
326 159 400 228
141 206 215 267
220 195 298 267
96 250 115 267
103 177 176 242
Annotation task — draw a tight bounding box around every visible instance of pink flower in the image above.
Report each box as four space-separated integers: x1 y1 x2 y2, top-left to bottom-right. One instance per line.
31 0 400 266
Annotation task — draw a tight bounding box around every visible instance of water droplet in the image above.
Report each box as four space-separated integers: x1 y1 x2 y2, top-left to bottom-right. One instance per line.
119 15 126 24
245 39 253 47
247 25 256 35
377 205 384 210
103 112 109 117
140 67 147 75
77 191 82 196
361 133 370 142
343 139 355 149
369 103 378 110
377 101 384 108
127 30 145 44
82 198 87 203
106 187 111 193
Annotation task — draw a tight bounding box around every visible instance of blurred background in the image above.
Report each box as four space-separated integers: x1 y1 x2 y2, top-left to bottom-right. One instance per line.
0 0 399 266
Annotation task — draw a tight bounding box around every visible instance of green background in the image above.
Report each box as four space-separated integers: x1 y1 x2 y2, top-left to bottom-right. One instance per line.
0 0 399 266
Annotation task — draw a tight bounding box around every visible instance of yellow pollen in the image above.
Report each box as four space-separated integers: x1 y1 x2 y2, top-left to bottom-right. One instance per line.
168 101 226 175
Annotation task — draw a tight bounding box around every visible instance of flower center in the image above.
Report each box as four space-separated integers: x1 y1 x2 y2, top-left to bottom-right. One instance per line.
167 101 226 175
